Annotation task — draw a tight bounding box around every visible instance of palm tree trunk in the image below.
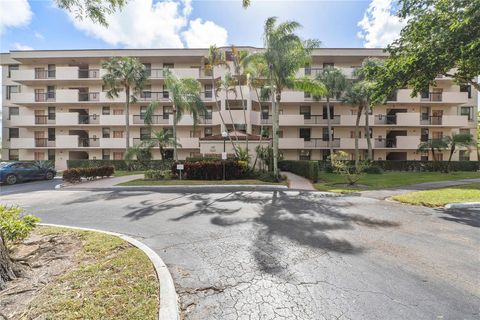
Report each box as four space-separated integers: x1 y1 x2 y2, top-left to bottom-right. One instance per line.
326 97 333 161
365 104 372 160
225 90 239 142
173 107 178 161
0 236 16 290
238 79 249 159
354 105 364 166
251 87 264 170
273 92 280 179
447 144 455 173
431 147 436 162
125 86 130 150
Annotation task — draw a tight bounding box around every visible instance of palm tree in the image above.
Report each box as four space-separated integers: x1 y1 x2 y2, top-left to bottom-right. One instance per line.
417 138 448 162
231 46 250 157
221 72 240 142
263 17 319 179
316 67 347 160
144 70 205 160
102 57 147 150
242 0 251 8
151 129 180 160
342 81 369 166
444 133 474 172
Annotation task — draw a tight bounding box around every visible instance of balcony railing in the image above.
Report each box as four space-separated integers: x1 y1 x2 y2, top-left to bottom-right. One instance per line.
78 137 100 147
34 70 56 79
420 115 442 125
374 138 397 148
35 92 56 102
78 114 100 124
78 92 100 101
133 138 159 147
421 92 442 102
374 114 397 125
261 115 272 124
35 115 56 125
198 115 212 124
304 115 340 125
133 114 169 124
148 69 169 79
35 138 56 147
78 69 100 78
304 138 340 148
138 91 169 101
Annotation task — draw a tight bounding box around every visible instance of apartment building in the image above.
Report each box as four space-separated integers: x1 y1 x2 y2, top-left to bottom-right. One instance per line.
1 48 478 169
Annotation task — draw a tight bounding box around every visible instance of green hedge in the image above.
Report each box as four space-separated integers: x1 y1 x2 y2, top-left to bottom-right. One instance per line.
67 159 175 171
278 160 320 182
318 160 479 172
63 166 114 183
172 160 246 180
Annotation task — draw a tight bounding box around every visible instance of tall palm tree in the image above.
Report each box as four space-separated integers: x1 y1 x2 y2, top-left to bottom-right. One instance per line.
417 138 448 163
263 17 319 179
151 129 180 160
342 81 369 166
144 70 205 161
221 72 240 142
207 45 238 154
102 57 147 150
316 67 347 160
231 46 250 157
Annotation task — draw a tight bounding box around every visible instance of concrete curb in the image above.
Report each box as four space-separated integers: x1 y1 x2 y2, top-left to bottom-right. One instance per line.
62 184 289 193
39 223 179 320
444 202 480 209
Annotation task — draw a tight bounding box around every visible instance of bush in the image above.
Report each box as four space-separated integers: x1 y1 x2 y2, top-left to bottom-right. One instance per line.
278 160 320 182
63 166 114 183
363 164 383 174
0 205 40 249
144 170 172 181
317 160 479 172
67 159 175 171
256 171 284 183
172 160 246 180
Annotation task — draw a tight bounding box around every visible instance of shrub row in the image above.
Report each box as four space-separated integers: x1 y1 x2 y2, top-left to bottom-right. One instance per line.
172 160 246 180
278 160 320 182
63 166 114 183
67 159 175 171
144 170 172 180
318 160 479 172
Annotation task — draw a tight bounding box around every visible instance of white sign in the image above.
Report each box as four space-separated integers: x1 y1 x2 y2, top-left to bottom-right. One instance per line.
221 152 227 160
176 164 184 170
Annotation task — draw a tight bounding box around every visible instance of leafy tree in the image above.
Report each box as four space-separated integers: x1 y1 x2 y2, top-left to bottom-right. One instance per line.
102 57 147 149
56 0 127 26
370 0 480 104
144 70 205 160
124 140 154 169
242 0 250 8
262 17 319 179
417 138 448 162
328 151 367 186
315 67 347 160
444 133 474 172
151 129 180 160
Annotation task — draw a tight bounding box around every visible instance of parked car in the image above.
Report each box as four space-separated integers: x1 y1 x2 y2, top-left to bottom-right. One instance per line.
0 161 56 185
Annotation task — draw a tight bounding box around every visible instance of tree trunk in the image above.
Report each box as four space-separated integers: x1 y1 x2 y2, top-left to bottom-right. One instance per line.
225 91 239 142
354 105 364 166
251 87 264 170
447 144 455 173
326 97 333 162
431 147 436 162
238 79 249 160
365 104 373 160
272 92 280 179
125 86 130 150
0 237 16 290
173 107 178 161
211 74 237 154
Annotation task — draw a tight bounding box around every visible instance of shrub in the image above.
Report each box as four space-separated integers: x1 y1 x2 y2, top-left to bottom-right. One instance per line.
363 164 383 174
278 160 320 182
328 151 368 186
67 159 175 171
172 160 246 180
256 171 286 183
317 160 478 172
62 166 114 183
0 205 40 249
145 170 172 181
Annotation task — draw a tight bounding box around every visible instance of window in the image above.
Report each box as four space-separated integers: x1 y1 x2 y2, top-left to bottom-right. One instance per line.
299 150 311 160
459 150 470 161
8 107 19 119
9 149 19 161
47 85 55 99
304 64 311 76
163 85 169 98
143 63 151 77
34 152 45 160
322 127 333 140
322 105 334 119
300 106 311 119
102 106 110 115
142 86 151 99
9 128 19 139
102 128 110 138
420 155 428 161
299 128 311 141
113 152 123 160
140 106 147 119
204 84 213 98
420 90 430 99
304 91 311 99
350 130 361 138
163 106 172 119
113 131 123 138
48 107 56 120
432 131 443 140
6 85 19 100
102 149 111 160
47 149 55 161
460 106 473 120
7 64 19 77
47 64 56 78
48 128 55 141
205 127 212 137
113 109 123 115
140 128 151 140
460 84 472 99
323 62 334 69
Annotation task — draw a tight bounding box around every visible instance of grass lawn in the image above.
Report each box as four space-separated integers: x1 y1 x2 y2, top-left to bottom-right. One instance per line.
25 226 159 320
392 183 480 207
117 179 286 186
113 170 145 177
314 171 480 193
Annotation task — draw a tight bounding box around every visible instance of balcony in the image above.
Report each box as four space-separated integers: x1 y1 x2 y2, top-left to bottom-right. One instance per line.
78 114 100 124
35 138 56 147
133 138 157 147
9 115 35 126
304 115 340 125
34 69 56 79
56 135 80 148
304 138 340 148
279 138 305 149
340 114 374 126
34 115 56 125
374 136 420 149
9 138 35 148
100 138 126 149
421 92 442 102
100 115 125 126
78 137 100 148
35 92 56 102
78 69 100 78
340 138 368 149
420 115 443 125
279 114 305 126
78 92 100 102
133 114 169 125
260 115 272 124
374 114 397 125
138 91 169 102
178 137 200 149
147 68 200 79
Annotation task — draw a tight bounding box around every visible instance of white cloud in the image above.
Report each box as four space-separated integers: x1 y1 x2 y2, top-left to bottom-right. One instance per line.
66 0 227 48
357 0 406 48
34 31 45 40
13 43 33 50
182 18 228 48
0 0 33 34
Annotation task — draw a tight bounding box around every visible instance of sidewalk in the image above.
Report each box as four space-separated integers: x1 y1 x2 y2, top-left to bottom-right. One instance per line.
360 178 480 200
62 174 144 189
282 171 316 191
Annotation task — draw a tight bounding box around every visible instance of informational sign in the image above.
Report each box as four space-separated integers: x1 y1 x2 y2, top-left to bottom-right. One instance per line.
221 152 227 160
176 164 184 170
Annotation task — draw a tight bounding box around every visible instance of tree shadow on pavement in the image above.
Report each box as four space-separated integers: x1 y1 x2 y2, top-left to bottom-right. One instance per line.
436 208 480 228
62 191 153 205
124 196 191 221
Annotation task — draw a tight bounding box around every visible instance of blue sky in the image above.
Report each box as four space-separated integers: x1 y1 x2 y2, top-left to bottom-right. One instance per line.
0 0 404 51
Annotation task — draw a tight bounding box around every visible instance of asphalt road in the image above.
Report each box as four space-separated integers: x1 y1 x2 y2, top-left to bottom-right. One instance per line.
2 189 479 320
0 177 61 196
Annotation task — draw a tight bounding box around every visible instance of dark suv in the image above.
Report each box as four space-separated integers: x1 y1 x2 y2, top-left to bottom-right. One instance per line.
0 161 56 185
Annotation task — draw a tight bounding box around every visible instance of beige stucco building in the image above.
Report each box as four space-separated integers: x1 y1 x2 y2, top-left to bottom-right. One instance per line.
1 48 478 169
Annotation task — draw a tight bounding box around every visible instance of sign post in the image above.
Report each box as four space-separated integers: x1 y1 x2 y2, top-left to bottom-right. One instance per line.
176 164 184 180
